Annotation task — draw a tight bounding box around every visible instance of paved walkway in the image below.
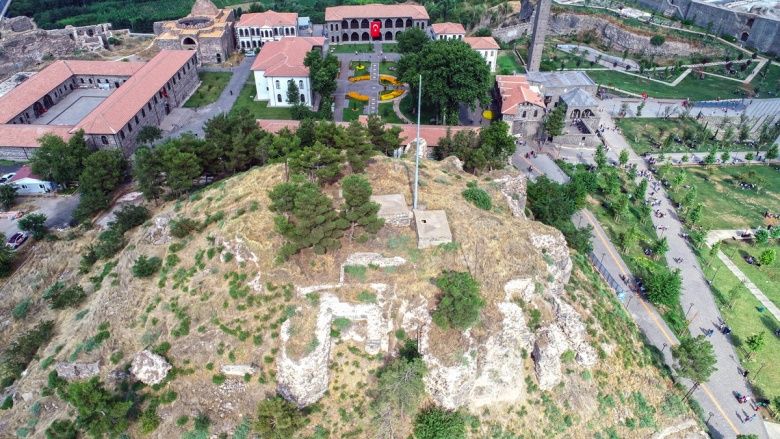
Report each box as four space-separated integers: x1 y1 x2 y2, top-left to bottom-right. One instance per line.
164 56 253 139
333 43 402 122
716 250 780 322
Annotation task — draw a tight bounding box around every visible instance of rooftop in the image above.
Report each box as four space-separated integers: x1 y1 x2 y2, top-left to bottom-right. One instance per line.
75 50 196 135
251 37 325 77
464 36 500 50
8 164 46 183
0 60 144 124
495 75 545 115
561 88 598 107
325 3 429 21
413 209 453 249
238 10 298 27
0 124 74 149
430 22 465 35
526 71 596 90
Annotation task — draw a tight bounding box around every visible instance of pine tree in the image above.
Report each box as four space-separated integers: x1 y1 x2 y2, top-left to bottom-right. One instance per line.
343 121 375 173
133 146 165 201
268 178 347 261
288 141 342 185
341 175 384 239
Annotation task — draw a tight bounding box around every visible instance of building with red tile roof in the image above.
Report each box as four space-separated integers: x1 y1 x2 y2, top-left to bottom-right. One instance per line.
236 11 299 53
7 164 57 194
464 36 500 73
324 4 429 44
0 50 200 161
430 22 465 40
251 37 325 109
494 75 546 141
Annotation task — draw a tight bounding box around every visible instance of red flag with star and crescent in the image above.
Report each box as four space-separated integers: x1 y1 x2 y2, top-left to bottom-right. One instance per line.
371 20 381 38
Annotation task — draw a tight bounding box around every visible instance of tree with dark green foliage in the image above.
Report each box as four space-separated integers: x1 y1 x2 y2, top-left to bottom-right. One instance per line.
594 143 607 169
133 146 164 201
170 217 201 238
472 120 516 172
269 128 303 161
1 395 12 410
372 355 427 437
204 111 271 174
398 40 491 124
305 50 340 99
286 79 300 106
526 174 594 253
645 267 681 307
650 35 665 46
30 130 90 187
0 184 18 210
745 331 765 360
343 121 375 173
543 103 566 138
396 27 430 53
473 27 492 37
268 178 348 261
157 141 202 195
136 125 162 145
432 271 485 330
45 419 78 439
340 174 384 239
672 335 717 384
57 377 133 438
132 255 162 278
288 141 342 185
0 320 54 387
254 396 305 439
652 237 669 259
366 115 403 157
462 181 492 210
414 407 466 439
297 118 317 148
767 144 779 160
110 205 150 233
43 282 87 309
0 232 15 277
18 212 48 239
75 149 127 222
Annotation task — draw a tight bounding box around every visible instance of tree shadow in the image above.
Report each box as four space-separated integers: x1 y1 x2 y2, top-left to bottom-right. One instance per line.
759 314 778 334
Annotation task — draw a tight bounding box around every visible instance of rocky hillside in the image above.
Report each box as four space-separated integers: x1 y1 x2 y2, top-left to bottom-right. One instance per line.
0 156 702 438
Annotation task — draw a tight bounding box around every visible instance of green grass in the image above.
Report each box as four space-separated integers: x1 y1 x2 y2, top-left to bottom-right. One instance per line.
381 43 399 53
399 93 438 125
751 62 780 98
722 240 780 309
378 102 404 124
698 61 758 81
349 60 370 76
698 249 780 405
343 98 366 122
184 72 231 108
616 118 714 154
496 51 524 75
587 69 753 101
379 60 398 76
667 165 780 230
331 43 373 54
229 79 292 120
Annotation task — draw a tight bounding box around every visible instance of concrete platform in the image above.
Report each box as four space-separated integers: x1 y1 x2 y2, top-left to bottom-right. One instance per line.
413 209 452 249
370 194 412 227
37 88 111 125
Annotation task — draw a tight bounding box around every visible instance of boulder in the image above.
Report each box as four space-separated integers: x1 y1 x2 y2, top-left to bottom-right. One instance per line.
532 325 569 390
54 362 100 381
130 350 171 385
221 365 256 376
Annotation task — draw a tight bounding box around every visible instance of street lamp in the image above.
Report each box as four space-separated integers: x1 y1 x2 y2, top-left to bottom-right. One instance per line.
413 74 422 210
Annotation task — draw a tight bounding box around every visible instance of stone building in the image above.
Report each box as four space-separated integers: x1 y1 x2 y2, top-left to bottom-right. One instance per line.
324 4 430 44
236 11 298 54
0 50 199 160
251 37 325 108
430 22 465 40
494 75 546 141
525 71 597 109
153 0 236 64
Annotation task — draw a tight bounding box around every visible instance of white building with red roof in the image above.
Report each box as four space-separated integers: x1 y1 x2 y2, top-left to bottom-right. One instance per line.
251 37 325 108
430 22 465 40
494 75 546 140
236 11 299 53
0 50 199 160
7 165 57 195
324 4 429 44
464 36 500 73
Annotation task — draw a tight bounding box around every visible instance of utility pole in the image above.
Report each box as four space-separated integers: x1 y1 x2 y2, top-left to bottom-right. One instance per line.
413 74 422 210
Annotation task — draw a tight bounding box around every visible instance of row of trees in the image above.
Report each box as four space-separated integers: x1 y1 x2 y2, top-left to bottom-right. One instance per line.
435 121 516 174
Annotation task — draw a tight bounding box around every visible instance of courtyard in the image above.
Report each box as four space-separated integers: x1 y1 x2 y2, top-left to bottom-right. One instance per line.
35 88 111 125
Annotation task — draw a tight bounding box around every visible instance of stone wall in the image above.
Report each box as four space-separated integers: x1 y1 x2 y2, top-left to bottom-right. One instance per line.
0 146 35 161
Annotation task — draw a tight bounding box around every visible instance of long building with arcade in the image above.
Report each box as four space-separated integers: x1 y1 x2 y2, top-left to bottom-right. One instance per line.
324 4 430 44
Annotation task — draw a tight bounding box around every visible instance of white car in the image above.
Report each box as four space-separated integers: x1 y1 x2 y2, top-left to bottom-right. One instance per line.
0 173 15 183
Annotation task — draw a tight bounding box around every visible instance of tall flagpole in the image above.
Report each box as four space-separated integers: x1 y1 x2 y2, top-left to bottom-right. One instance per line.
413 74 421 210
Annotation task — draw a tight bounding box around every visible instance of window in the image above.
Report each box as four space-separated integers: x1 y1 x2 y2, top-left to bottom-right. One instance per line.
275 80 280 89
522 111 527 118
119 130 125 140
533 110 538 117
101 135 108 145
141 108 146 117
299 80 303 88
300 93 305 103
128 122 133 132
89 78 93 84
147 102 152 110
80 78 84 83
277 94 282 102
135 115 139 124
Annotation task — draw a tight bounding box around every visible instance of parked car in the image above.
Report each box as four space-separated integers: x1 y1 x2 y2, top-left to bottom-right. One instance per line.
6 232 28 249
0 173 15 183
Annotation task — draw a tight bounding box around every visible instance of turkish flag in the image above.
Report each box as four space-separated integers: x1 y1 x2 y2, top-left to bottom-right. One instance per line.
370 20 381 38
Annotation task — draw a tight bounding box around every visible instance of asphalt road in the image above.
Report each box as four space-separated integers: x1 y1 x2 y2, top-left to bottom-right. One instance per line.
0 194 80 240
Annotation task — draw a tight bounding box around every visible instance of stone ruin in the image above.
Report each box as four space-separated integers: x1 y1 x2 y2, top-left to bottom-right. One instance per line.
54 361 100 381
130 350 172 385
370 194 413 227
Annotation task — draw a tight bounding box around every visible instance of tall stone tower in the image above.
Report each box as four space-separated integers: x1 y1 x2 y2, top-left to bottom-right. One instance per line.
527 0 551 72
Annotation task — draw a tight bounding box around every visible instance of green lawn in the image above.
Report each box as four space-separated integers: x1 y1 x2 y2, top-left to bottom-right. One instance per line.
587 69 752 101
229 79 292 119
343 98 366 122
350 60 370 76
751 62 780 98
616 117 741 154
379 60 398 76
722 240 780 309
496 51 523 75
331 43 373 54
698 249 780 405
378 102 404 124
667 165 780 230
699 60 758 81
184 72 231 108
381 43 399 53
399 93 438 125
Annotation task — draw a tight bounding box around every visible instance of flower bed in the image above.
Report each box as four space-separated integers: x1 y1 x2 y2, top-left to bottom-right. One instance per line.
347 91 369 102
379 75 401 86
380 89 405 101
348 75 370 82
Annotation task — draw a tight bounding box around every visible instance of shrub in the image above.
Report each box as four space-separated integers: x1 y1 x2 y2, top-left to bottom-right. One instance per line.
44 419 77 438
92 228 125 260
0 320 55 387
0 395 12 410
645 268 681 307
414 407 466 439
110 205 149 234
170 217 201 238
18 213 48 239
43 282 87 309
58 377 133 437
12 298 32 320
132 255 162 277
431 271 485 330
650 35 665 46
212 374 226 385
462 181 492 210
255 396 305 439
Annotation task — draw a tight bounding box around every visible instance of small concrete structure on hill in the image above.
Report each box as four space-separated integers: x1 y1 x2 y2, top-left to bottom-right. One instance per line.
371 194 412 226
414 209 452 249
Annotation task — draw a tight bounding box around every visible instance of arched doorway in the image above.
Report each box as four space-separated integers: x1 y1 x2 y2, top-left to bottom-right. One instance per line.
395 18 403 28
351 32 359 41
583 109 594 117
361 32 369 41
33 102 45 117
405 19 412 27
350 19 358 29
741 32 749 42
342 19 348 29
385 31 392 40
571 109 581 119
43 95 54 109
385 19 392 28
182 37 197 49
361 19 369 28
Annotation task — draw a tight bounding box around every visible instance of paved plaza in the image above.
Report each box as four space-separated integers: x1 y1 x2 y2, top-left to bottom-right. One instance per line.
36 88 111 125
